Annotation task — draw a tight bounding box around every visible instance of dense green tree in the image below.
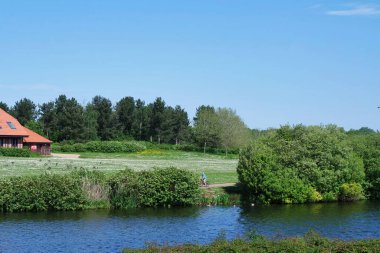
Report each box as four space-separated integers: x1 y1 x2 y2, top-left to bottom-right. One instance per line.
162 106 190 144
171 105 190 144
149 97 166 143
0 101 9 112
83 104 99 141
24 120 44 136
348 132 380 199
237 125 365 204
216 108 250 154
131 99 150 140
38 101 57 140
91 96 115 141
54 95 85 141
348 127 376 135
193 106 220 152
115 96 135 137
11 98 37 125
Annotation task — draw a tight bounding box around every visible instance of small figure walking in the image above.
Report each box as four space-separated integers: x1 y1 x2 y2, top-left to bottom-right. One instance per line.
201 172 207 187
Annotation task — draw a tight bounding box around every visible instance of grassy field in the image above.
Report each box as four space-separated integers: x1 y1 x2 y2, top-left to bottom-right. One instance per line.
0 150 238 184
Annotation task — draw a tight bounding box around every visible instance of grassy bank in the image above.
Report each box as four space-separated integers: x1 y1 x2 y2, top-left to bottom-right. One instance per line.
0 150 238 184
124 232 380 253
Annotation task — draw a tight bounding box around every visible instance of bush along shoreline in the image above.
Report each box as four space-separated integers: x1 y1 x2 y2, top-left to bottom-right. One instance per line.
0 167 203 212
0 165 370 213
123 231 380 253
237 125 369 205
0 166 244 213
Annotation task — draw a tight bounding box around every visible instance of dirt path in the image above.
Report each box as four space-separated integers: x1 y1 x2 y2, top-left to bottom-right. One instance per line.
51 153 80 159
206 183 237 188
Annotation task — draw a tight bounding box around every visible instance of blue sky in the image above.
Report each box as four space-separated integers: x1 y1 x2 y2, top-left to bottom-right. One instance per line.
0 1 379 130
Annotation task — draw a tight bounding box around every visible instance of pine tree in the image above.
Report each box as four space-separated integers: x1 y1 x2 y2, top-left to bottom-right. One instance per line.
115 96 135 137
55 95 85 141
91 96 115 140
11 98 37 125
149 97 166 143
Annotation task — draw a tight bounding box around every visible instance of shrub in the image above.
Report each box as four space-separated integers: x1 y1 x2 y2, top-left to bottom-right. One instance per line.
0 148 31 157
137 167 200 207
175 144 200 152
51 143 62 152
85 141 146 153
322 192 337 202
0 167 202 212
338 183 365 202
72 143 86 152
52 141 146 153
237 125 366 204
39 174 87 210
307 188 323 202
109 167 200 208
60 144 76 152
108 169 140 209
0 174 86 212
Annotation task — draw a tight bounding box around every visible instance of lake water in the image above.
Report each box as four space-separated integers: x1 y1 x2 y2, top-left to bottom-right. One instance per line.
1 201 380 253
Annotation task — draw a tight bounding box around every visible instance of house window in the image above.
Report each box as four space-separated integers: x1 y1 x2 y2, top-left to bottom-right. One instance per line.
0 138 3 147
12 138 18 147
7 122 16 129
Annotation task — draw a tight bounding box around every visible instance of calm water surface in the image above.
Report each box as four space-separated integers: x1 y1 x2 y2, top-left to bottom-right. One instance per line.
1 201 380 253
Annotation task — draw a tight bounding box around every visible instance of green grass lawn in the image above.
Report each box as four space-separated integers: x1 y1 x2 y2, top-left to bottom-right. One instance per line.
0 150 238 184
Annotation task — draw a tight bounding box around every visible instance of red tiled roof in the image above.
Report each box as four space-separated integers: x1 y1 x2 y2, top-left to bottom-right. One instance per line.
0 108 29 137
0 108 52 143
23 127 52 144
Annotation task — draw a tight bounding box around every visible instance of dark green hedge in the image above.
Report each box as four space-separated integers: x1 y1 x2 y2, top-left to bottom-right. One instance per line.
52 141 146 153
52 141 239 155
0 148 32 157
142 142 240 154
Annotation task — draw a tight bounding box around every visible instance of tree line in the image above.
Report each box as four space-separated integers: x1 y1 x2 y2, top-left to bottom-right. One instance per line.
0 96 251 151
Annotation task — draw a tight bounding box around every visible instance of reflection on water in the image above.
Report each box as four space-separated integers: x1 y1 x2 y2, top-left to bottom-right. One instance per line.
240 201 380 240
0 201 380 253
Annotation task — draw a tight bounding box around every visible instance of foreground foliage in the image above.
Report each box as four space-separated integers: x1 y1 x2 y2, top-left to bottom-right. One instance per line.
123 231 380 253
109 167 200 208
238 125 366 204
0 167 200 212
0 174 86 212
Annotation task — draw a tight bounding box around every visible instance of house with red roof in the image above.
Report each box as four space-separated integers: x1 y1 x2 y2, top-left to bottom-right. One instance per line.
0 108 52 155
